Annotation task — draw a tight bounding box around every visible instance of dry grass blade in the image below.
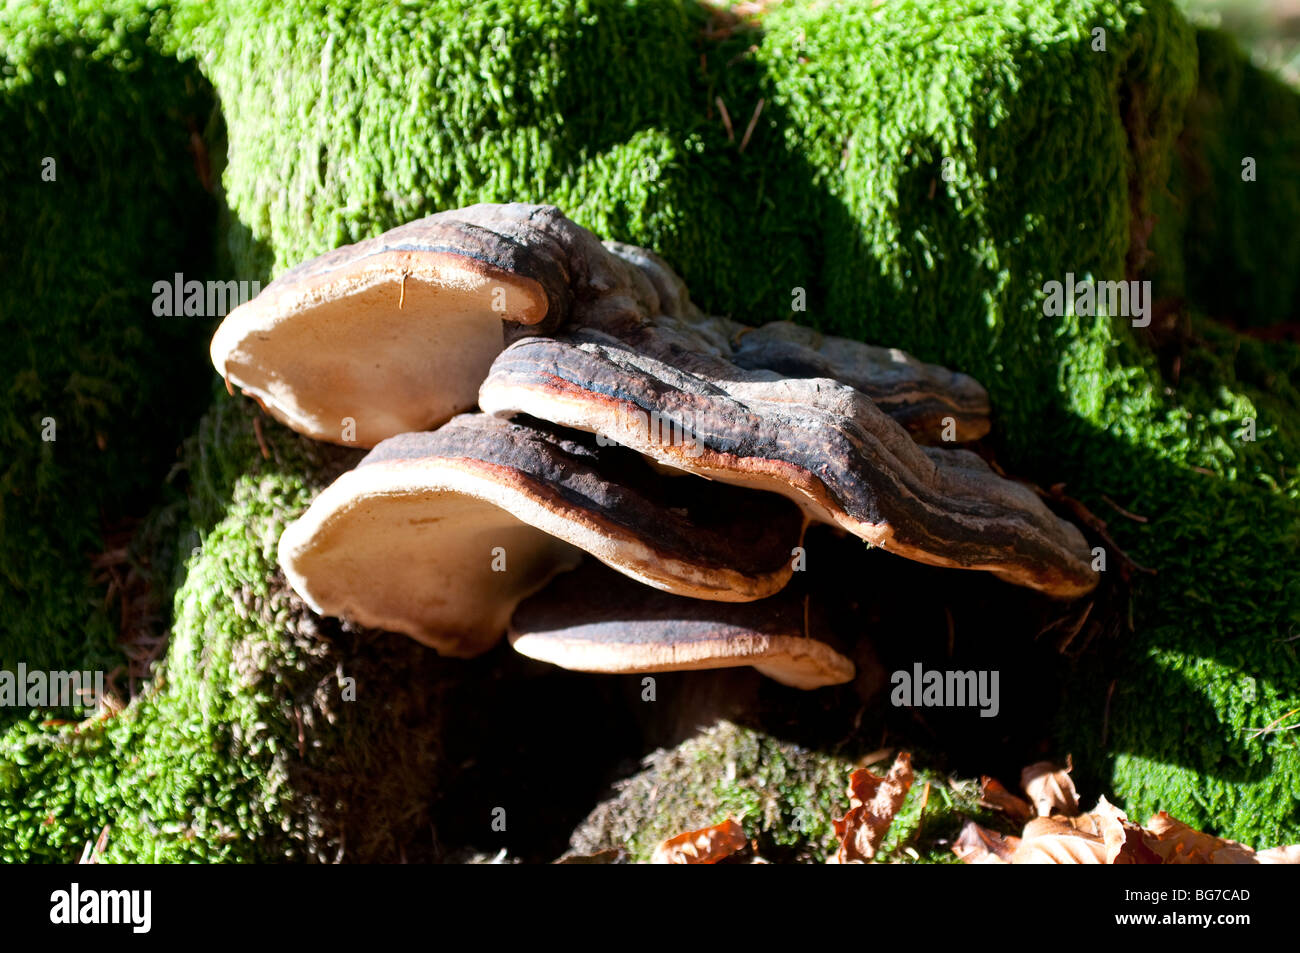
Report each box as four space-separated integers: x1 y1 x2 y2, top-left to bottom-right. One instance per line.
739 98 765 153
715 96 735 141
77 824 112 864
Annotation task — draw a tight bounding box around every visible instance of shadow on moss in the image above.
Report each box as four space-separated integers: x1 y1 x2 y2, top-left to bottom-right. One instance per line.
0 1 218 716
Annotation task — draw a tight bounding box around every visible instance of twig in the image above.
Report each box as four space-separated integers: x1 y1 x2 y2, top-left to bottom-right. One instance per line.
253 416 271 460
861 747 895 768
912 781 932 847
1045 483 1156 579
1052 600 1093 654
1245 707 1300 741
715 96 734 141
1237 321 1300 342
1101 494 1149 524
187 119 212 193
738 98 764 153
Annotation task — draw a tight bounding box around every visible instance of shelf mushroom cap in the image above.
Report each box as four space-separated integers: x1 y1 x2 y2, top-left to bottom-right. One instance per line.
599 244 991 444
479 325 1100 599
211 204 655 449
212 199 992 448
278 414 808 655
510 560 856 690
729 321 992 444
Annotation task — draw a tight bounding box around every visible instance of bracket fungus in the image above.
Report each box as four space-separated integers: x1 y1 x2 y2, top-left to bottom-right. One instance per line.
212 203 990 447
510 560 856 690
728 322 991 444
210 204 654 447
278 413 807 656
479 323 1099 599
242 202 1098 680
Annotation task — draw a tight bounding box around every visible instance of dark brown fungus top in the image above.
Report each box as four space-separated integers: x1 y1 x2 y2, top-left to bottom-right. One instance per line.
479 325 1099 599
278 413 808 656
509 559 856 690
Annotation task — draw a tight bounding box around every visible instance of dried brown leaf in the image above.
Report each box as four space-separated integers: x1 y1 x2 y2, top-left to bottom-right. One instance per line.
1143 811 1256 864
1021 757 1079 817
979 776 1033 824
1065 812 1106 837
958 755 1300 866
652 817 748 864
831 752 914 863
1089 796 1161 864
1012 805 1111 864
1023 816 1098 841
953 820 1019 864
1011 832 1108 864
1256 844 1300 864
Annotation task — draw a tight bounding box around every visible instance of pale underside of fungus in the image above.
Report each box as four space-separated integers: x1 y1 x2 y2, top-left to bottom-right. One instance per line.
211 204 621 447
278 413 807 656
219 202 1101 681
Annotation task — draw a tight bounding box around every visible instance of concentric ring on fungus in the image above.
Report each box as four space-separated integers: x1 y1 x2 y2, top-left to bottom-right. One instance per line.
510 559 856 690
278 413 808 656
212 202 991 447
479 323 1099 599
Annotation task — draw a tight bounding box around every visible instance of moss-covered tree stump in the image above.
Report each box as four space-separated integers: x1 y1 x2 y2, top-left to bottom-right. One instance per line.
2 0 1297 860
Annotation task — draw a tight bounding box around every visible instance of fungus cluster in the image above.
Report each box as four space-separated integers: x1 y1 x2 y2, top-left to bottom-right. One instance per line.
212 203 1099 688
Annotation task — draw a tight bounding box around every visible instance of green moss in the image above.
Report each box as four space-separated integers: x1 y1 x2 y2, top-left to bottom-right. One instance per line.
166 0 712 283
0 0 216 700
745 1 1197 449
568 721 851 862
1047 308 1300 846
1177 28 1300 327
737 0 1299 845
567 721 993 863
0 399 450 862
